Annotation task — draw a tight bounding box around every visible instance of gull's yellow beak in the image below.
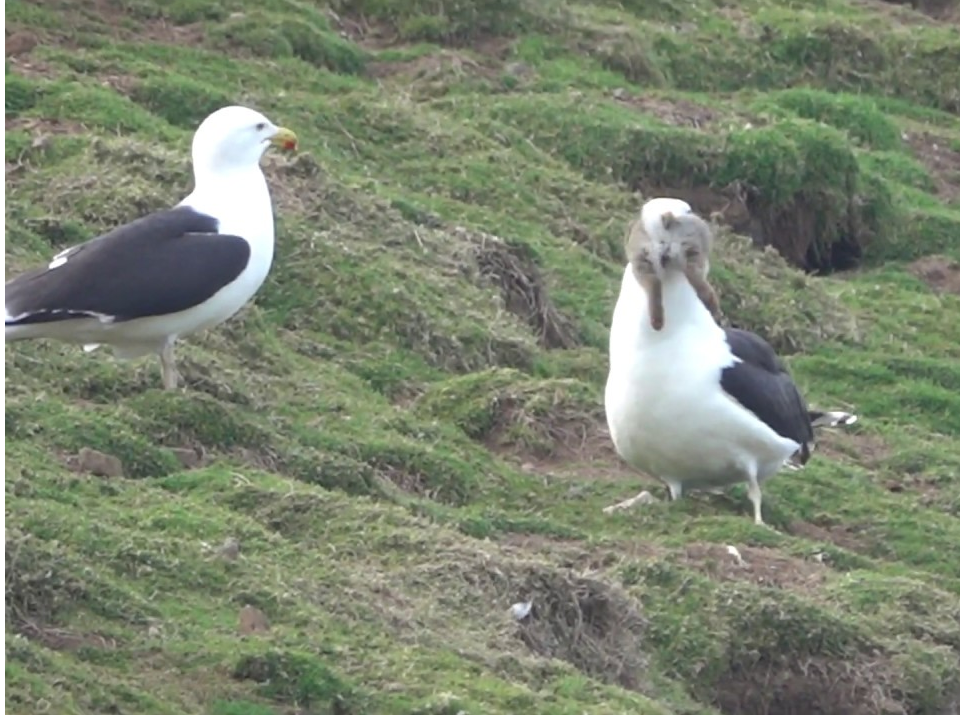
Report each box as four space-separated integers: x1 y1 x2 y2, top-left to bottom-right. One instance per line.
269 127 298 151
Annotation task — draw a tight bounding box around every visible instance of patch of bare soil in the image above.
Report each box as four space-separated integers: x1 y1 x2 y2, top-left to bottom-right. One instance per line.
95 72 140 95
909 254 960 295
88 0 206 45
612 93 722 130
681 542 829 591
5 57 58 80
229 447 284 474
787 518 876 555
138 19 206 46
470 35 514 60
5 31 39 57
499 532 590 556
329 8 516 56
169 446 205 469
499 533 664 574
367 49 503 85
500 417 663 500
364 35 514 95
17 617 118 652
873 0 960 21
63 447 125 478
325 11 399 50
9 1 206 55
5 117 87 141
945 3 960 22
903 131 960 203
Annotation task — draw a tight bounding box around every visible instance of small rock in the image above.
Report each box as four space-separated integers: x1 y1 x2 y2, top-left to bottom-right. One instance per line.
77 447 123 478
612 87 628 99
219 537 241 561
238 605 270 635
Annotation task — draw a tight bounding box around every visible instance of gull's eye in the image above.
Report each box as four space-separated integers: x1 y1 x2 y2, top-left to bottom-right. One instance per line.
255 122 267 131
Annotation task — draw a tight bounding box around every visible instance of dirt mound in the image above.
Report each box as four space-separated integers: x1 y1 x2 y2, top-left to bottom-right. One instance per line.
613 93 722 130
416 369 607 462
6 530 88 627
514 569 648 690
484 397 608 461
456 227 580 350
716 655 906 714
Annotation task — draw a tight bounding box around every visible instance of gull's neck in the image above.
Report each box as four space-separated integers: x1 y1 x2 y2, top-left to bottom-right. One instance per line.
181 164 271 221
179 163 276 258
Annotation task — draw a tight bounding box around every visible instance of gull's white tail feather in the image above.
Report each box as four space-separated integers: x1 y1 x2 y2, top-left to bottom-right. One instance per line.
810 410 858 428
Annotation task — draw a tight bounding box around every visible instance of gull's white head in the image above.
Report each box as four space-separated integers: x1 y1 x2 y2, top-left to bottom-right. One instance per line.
191 105 298 180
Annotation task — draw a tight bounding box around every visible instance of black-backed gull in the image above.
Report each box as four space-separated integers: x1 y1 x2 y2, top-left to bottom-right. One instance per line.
5 105 298 390
604 198 857 525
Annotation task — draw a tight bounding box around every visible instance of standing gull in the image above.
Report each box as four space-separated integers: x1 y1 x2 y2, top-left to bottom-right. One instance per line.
5 105 298 390
603 198 857 526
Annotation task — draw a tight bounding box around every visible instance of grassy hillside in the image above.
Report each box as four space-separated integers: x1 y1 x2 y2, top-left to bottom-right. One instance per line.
5 0 960 713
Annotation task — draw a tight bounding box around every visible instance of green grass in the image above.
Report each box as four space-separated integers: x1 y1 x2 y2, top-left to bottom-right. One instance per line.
5 0 960 713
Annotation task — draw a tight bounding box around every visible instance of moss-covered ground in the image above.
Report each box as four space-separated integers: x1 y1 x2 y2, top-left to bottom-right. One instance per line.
5 0 960 713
